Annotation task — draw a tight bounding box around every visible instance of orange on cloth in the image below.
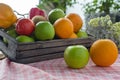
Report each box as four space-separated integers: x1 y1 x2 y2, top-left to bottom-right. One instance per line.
90 39 118 67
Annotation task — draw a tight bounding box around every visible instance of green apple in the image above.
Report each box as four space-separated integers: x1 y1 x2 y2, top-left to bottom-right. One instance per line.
16 35 35 43
7 29 18 38
64 45 89 69
3 29 18 44
35 21 55 41
48 8 65 24
77 30 88 38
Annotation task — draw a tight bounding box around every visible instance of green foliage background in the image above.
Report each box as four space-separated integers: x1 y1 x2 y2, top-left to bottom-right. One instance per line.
83 0 120 14
38 0 77 13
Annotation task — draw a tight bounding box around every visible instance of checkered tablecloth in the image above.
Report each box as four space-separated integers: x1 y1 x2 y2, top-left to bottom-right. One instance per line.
0 55 120 80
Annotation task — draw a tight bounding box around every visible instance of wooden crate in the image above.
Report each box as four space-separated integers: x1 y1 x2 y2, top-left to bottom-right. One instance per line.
0 29 94 64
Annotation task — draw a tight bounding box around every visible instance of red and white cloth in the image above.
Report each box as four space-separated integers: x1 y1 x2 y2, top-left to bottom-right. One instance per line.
0 55 120 80
0 58 58 80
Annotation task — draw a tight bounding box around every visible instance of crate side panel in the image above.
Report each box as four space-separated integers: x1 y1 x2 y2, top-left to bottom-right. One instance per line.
16 46 66 59
14 52 64 64
16 42 91 59
17 38 93 51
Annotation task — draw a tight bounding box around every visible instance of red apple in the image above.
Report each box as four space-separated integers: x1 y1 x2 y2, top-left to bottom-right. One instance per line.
29 7 46 19
16 18 35 36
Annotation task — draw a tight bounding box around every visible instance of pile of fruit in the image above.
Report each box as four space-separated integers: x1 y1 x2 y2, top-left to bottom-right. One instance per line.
0 3 88 43
0 3 118 69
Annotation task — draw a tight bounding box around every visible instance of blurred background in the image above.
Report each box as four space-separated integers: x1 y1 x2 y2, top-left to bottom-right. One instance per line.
0 0 92 28
0 0 120 29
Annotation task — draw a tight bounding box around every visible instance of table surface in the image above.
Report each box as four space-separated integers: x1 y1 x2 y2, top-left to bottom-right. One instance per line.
0 54 120 80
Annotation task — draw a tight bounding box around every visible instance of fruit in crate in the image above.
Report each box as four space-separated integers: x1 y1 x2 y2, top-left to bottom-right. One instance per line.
64 45 89 69
34 21 55 41
90 39 118 67
65 13 83 33
0 3 87 43
53 18 74 39
3 29 18 44
69 33 78 39
16 35 35 43
77 30 88 38
7 29 18 38
0 3 17 29
48 8 65 24
29 7 46 19
32 15 47 25
16 18 35 36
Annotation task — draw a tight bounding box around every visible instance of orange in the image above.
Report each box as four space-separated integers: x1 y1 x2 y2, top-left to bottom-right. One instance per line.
90 39 118 67
65 13 83 33
69 33 78 39
53 18 73 39
64 45 89 69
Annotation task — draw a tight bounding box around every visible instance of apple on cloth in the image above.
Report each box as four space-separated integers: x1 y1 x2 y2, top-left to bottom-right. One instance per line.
64 45 89 69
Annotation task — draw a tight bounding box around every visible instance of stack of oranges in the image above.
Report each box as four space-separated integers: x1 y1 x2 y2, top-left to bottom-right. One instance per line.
53 13 83 39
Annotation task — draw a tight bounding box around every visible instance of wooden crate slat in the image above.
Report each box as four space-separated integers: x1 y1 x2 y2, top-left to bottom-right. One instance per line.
16 43 91 59
16 37 93 51
14 52 64 64
16 46 66 59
